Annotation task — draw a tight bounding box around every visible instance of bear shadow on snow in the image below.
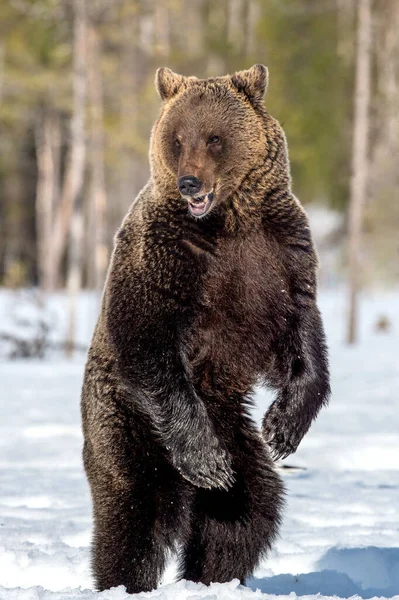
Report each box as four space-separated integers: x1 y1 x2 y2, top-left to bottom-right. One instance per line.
81 64 330 594
248 546 399 598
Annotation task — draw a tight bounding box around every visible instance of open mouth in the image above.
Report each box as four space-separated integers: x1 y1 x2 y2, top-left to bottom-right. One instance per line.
187 192 214 217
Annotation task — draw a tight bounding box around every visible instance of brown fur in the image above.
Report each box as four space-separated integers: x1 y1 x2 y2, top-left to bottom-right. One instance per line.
81 65 330 593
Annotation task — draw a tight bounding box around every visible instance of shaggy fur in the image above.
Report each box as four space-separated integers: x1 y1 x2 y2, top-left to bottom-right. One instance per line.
81 64 330 594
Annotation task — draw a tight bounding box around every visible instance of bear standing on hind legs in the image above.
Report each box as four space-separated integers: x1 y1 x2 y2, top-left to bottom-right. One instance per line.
81 64 330 594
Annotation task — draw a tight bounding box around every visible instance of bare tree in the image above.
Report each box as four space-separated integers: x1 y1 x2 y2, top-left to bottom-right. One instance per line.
35 107 55 291
244 0 261 58
118 2 140 212
154 1 170 57
49 0 88 289
347 0 372 344
65 0 88 355
0 42 4 105
87 22 108 291
227 0 245 53
66 205 84 356
365 0 399 281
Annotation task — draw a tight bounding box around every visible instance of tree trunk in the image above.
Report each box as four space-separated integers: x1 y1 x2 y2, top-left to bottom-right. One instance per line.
65 0 87 355
87 23 108 291
35 107 55 291
66 205 84 356
347 0 372 344
244 0 260 58
118 3 140 213
0 43 4 105
154 1 170 57
227 0 244 54
49 0 87 289
365 0 399 281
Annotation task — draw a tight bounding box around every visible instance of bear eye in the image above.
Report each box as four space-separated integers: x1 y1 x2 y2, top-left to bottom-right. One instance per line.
174 138 181 149
208 135 221 145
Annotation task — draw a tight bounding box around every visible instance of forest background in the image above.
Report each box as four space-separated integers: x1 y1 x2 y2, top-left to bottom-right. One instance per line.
0 0 397 348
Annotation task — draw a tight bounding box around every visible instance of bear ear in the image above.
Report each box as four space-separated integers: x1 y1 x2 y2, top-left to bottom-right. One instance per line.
230 64 269 105
155 67 186 101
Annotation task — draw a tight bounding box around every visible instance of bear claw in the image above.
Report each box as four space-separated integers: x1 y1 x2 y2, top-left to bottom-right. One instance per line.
170 442 234 490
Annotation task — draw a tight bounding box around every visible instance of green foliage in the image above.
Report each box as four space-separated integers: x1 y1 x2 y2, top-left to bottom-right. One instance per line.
256 0 353 207
0 0 372 286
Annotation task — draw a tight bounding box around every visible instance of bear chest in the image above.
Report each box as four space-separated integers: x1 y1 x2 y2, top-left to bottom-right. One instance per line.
186 231 290 392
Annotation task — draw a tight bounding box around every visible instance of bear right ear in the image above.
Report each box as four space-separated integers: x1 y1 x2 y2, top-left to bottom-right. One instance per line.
155 67 186 101
231 64 269 106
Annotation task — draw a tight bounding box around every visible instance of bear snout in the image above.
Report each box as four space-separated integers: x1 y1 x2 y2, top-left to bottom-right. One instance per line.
178 175 203 196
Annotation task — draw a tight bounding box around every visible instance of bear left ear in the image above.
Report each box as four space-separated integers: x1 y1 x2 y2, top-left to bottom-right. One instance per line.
231 64 269 105
155 67 186 101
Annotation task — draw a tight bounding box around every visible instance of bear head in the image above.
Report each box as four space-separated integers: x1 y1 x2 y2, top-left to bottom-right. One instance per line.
150 65 289 220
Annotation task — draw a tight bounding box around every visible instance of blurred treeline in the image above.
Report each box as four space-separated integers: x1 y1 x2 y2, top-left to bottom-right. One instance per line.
0 0 398 290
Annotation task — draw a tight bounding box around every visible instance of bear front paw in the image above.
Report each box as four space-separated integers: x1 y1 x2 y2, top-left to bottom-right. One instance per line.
171 439 234 491
262 409 306 461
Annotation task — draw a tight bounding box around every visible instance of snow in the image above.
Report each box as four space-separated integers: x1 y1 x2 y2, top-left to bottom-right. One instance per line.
0 288 398 600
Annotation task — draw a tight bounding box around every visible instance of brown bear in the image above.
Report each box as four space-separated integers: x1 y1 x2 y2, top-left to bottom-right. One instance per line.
81 64 330 594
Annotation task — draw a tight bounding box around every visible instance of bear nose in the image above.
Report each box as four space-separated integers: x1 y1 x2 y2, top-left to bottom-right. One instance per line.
178 176 202 196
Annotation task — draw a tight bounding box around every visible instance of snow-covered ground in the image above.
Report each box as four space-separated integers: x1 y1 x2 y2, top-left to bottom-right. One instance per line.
0 288 398 600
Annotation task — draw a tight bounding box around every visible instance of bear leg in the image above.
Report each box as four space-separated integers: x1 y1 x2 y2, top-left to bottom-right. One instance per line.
90 486 167 593
84 428 192 594
178 430 284 586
